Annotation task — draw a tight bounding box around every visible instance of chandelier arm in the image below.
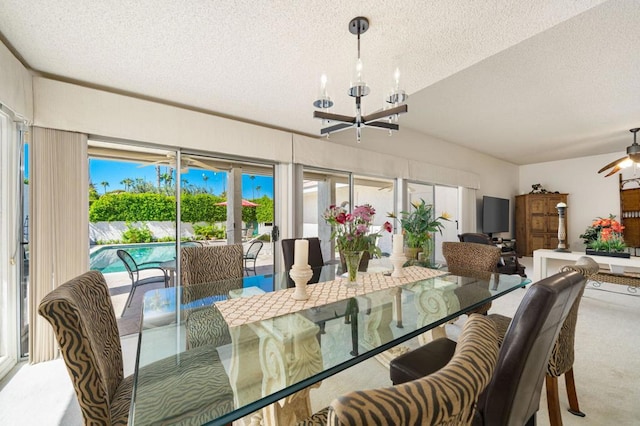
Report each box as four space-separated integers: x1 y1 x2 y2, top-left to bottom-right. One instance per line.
313 111 356 123
365 121 400 131
362 104 408 123
320 123 355 134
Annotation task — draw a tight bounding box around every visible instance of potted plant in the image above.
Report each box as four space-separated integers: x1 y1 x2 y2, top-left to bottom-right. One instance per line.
389 199 450 262
323 202 392 276
580 214 629 258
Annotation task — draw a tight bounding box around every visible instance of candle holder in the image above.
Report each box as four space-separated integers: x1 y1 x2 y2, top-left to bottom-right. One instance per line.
290 264 313 300
555 202 569 252
390 253 407 278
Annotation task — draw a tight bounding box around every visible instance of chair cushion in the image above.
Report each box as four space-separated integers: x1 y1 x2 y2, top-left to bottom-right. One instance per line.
133 344 235 425
110 375 134 425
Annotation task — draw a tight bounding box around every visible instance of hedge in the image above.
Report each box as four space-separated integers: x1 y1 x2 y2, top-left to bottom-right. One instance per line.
89 192 274 223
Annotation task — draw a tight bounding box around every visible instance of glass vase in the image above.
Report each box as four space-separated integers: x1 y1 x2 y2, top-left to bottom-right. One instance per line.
343 250 364 287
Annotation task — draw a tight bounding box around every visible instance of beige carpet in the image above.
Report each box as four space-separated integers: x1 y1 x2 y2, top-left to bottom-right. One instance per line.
1 257 638 425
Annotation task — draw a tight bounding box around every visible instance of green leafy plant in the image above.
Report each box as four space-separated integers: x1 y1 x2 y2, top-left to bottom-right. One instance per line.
388 199 450 250
121 222 154 243
193 223 226 240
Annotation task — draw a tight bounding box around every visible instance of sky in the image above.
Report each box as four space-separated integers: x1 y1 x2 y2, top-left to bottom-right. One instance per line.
88 158 274 199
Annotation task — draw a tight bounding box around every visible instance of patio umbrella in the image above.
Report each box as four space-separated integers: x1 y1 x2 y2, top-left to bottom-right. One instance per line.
215 199 259 207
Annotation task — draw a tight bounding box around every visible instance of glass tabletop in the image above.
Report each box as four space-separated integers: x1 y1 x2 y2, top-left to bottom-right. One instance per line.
130 266 528 426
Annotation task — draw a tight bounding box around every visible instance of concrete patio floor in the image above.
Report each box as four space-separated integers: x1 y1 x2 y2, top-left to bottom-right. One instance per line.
105 242 275 336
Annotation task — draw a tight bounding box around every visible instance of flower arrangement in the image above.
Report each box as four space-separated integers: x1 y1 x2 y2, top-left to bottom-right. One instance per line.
323 202 392 257
579 214 626 253
388 199 450 250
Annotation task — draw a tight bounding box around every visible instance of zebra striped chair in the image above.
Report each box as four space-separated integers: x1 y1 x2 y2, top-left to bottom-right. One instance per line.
39 270 235 425
38 270 134 425
299 314 499 426
180 243 244 286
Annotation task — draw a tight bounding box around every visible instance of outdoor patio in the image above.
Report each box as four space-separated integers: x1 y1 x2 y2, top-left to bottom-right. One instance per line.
105 242 274 336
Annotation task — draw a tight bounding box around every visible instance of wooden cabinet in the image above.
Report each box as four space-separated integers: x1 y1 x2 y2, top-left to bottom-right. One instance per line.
620 185 640 248
515 193 568 256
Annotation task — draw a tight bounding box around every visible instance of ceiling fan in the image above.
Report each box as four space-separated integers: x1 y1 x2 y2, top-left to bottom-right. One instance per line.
598 128 640 177
138 153 219 173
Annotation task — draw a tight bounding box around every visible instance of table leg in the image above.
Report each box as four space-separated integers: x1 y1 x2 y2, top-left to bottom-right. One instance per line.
231 314 322 426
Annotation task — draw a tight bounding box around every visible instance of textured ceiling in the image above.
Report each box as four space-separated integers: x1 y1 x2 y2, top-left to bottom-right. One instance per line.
0 0 636 165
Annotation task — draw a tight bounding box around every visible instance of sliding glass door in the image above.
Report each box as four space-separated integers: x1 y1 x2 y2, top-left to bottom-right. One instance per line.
302 168 395 262
0 110 21 377
406 181 459 265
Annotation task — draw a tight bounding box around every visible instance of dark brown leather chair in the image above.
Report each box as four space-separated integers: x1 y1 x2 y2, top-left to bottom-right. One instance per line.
389 270 586 426
281 237 324 288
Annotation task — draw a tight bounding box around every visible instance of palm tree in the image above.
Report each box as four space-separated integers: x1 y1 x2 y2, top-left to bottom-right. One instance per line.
155 165 162 190
120 178 134 192
255 185 262 198
250 175 256 199
161 173 173 189
100 181 109 194
202 173 209 192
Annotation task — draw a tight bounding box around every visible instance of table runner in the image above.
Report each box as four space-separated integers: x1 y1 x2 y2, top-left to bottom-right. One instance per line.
216 266 447 327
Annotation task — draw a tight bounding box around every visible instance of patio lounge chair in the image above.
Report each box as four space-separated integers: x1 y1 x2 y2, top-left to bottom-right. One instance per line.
117 249 168 316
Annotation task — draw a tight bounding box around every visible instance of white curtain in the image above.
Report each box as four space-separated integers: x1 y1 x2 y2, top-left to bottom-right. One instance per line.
458 187 477 234
29 127 88 363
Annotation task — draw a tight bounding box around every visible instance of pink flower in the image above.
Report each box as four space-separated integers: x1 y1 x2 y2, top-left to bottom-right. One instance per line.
383 221 392 233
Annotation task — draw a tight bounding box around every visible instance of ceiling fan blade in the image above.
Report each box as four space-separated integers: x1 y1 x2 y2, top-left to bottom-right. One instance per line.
598 156 628 173
137 159 167 168
605 165 623 177
187 158 220 172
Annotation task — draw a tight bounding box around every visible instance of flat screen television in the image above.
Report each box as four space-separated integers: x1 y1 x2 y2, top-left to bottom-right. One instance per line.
482 196 510 236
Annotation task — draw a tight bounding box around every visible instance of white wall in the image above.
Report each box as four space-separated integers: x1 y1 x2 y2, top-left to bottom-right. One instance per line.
0 42 32 121
519 152 629 250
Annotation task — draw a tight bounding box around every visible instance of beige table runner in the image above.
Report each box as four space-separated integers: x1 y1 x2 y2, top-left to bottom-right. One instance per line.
216 266 447 327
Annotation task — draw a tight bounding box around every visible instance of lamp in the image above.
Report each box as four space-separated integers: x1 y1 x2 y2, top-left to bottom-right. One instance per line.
598 128 640 176
313 17 409 143
555 202 569 252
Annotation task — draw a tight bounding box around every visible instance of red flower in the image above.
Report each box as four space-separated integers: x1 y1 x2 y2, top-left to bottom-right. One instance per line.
335 212 346 224
383 221 392 233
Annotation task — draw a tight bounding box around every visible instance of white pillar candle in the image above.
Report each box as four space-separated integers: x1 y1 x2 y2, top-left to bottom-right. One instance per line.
393 233 404 254
294 239 309 267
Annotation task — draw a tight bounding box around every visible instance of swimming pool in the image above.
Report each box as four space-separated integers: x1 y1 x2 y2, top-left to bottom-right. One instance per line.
89 242 199 273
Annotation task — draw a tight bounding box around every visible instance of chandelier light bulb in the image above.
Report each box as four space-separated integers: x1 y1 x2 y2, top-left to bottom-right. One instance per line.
356 58 364 82
394 68 400 89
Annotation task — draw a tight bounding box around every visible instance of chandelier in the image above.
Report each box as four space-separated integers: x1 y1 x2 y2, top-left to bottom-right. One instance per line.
313 17 408 142
598 128 640 176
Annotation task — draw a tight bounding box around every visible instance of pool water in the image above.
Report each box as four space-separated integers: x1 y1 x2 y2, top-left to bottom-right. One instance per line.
90 242 198 273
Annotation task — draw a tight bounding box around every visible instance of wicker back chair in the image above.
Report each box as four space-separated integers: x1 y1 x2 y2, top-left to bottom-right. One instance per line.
443 241 501 316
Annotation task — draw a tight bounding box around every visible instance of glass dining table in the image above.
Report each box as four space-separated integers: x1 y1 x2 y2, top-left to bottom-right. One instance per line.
129 264 528 426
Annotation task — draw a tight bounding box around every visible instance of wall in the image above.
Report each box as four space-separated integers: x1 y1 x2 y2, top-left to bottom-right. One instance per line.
519 152 628 250
32 77 292 163
0 42 32 120
32 76 522 239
